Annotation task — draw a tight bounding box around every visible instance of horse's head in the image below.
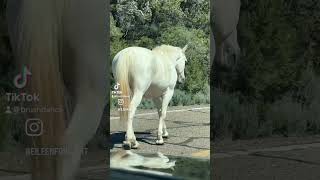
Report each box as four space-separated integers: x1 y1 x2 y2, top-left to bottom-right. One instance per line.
175 44 188 83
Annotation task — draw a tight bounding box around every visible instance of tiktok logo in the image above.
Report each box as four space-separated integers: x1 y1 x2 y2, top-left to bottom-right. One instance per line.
114 82 120 90
14 66 32 89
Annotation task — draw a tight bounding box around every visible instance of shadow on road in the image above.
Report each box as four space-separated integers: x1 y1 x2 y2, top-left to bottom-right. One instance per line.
111 132 158 149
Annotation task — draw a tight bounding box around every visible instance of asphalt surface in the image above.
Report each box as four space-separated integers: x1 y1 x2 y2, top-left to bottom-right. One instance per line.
213 137 320 180
110 105 210 159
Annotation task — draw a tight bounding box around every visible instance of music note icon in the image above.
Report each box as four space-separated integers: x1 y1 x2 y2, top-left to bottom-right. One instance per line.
114 82 120 90
13 66 32 89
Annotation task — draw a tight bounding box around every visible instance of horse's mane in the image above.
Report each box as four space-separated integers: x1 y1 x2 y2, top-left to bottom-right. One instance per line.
152 45 180 61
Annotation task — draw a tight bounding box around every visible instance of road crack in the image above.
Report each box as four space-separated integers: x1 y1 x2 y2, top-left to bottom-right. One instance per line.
249 152 320 166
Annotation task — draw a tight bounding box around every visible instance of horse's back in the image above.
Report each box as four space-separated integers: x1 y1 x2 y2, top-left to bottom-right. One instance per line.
112 47 153 72
112 47 155 83
113 46 152 61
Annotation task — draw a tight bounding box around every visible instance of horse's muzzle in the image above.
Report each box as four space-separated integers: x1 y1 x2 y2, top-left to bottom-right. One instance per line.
178 77 185 84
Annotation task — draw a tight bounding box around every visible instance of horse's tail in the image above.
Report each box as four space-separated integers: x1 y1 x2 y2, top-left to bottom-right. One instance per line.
9 1 66 179
113 51 132 122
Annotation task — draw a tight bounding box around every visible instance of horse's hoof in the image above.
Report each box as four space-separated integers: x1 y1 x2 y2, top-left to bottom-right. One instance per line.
131 142 139 149
123 140 139 149
123 141 131 150
163 133 169 138
156 139 164 145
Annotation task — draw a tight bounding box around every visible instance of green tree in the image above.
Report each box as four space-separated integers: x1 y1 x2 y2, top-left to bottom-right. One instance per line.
160 26 209 93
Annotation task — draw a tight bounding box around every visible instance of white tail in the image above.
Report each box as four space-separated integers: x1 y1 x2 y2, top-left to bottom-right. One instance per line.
9 1 66 180
114 52 132 122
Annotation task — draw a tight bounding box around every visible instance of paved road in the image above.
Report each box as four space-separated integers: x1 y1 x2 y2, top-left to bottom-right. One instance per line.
110 105 210 159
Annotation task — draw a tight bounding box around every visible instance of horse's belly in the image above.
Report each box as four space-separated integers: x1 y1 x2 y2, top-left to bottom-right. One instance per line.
143 85 166 99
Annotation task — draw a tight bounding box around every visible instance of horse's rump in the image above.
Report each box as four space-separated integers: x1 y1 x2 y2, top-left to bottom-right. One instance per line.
112 47 153 121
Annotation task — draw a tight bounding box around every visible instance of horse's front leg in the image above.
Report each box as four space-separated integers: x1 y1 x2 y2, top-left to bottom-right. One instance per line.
124 91 143 149
153 97 169 139
162 120 169 138
156 89 174 145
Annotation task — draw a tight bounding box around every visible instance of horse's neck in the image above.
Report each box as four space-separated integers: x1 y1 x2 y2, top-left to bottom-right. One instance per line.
153 52 176 75
149 52 177 89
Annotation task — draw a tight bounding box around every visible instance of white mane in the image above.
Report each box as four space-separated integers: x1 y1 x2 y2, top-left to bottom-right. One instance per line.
152 45 181 62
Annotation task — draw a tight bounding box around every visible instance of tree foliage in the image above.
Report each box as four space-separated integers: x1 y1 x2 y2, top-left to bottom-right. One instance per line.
111 0 210 93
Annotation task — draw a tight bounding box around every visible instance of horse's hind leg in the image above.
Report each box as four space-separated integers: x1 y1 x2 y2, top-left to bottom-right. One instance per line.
155 89 174 145
153 97 169 138
124 91 143 149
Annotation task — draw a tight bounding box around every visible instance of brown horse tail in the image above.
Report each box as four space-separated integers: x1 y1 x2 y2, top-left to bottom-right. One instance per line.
9 1 66 180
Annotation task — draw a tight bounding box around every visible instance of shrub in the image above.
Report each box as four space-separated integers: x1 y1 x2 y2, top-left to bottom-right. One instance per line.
265 97 306 136
138 99 155 109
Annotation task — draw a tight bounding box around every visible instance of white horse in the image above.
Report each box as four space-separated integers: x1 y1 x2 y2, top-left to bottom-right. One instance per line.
6 0 107 180
112 44 188 149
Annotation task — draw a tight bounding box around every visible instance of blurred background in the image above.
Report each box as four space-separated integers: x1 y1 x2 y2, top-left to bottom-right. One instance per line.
0 0 21 151
214 0 320 140
213 1 320 179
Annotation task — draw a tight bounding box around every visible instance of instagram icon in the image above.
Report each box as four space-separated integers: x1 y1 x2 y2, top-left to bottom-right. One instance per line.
25 118 43 136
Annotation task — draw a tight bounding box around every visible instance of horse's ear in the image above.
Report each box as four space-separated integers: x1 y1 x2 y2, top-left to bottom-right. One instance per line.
182 44 189 53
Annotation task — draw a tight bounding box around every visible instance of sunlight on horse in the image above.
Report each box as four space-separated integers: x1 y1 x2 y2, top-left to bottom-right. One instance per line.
112 44 188 149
